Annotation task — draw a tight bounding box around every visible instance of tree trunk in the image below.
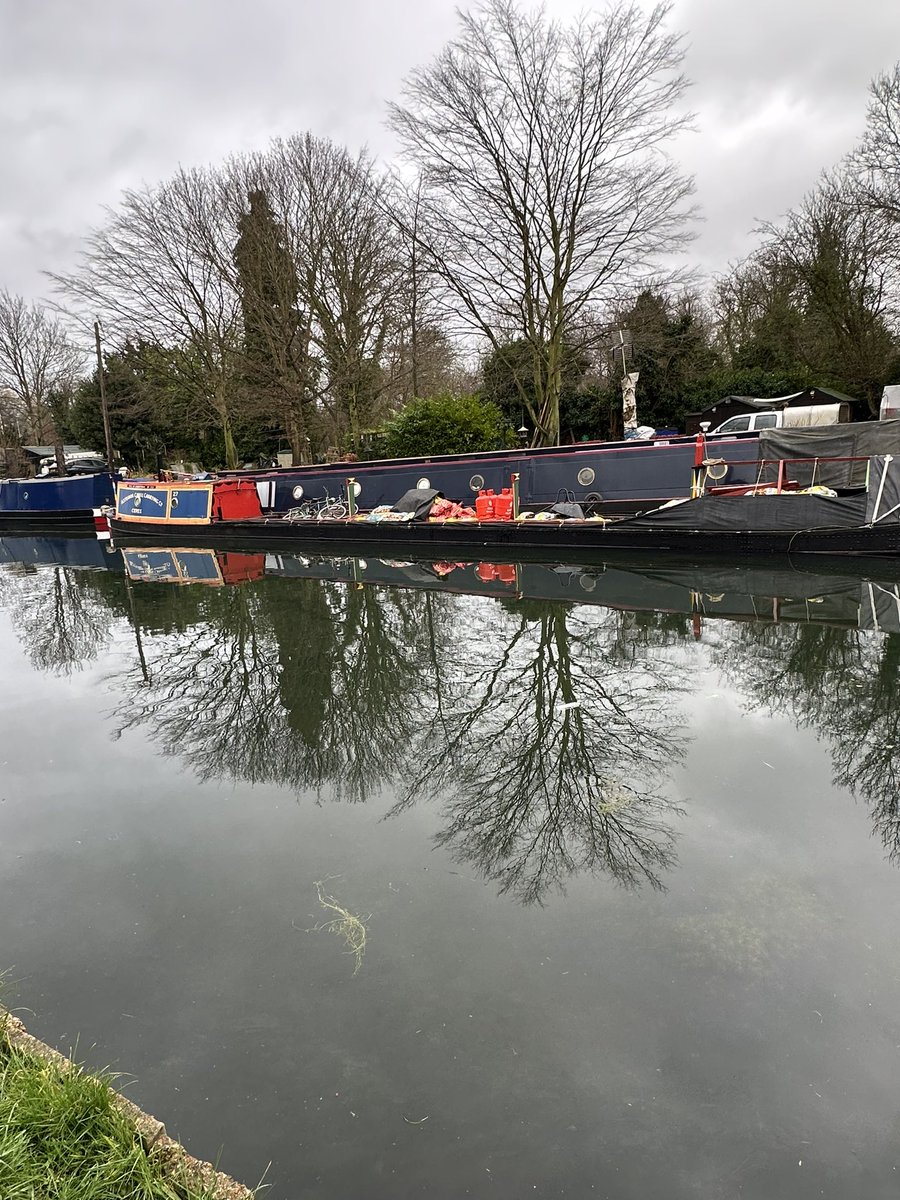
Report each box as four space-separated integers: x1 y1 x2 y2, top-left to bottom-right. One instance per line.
288 404 308 465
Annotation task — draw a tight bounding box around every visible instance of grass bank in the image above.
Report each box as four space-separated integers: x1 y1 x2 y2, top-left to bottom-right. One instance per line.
0 1011 253 1199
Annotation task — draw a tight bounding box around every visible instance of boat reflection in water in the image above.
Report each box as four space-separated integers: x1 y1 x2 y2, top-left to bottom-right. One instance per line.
122 547 266 587
116 541 900 635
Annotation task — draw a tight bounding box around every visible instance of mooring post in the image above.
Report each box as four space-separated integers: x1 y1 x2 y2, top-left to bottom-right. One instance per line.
346 477 357 517
511 472 520 519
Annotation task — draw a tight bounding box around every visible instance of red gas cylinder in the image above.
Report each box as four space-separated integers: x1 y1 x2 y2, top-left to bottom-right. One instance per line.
493 487 514 520
475 490 495 520
495 563 517 584
476 562 498 582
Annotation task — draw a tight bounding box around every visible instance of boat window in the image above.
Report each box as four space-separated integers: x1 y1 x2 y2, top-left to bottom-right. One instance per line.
754 412 778 429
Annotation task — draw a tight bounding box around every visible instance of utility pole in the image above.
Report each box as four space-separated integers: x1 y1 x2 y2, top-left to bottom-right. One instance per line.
94 320 115 469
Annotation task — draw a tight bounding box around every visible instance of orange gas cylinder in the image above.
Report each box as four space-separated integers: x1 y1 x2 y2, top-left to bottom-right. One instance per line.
475 490 495 520
493 487 514 520
476 562 498 582
495 563 517 584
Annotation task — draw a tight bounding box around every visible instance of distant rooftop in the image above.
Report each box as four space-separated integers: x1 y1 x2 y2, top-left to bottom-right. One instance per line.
21 444 95 458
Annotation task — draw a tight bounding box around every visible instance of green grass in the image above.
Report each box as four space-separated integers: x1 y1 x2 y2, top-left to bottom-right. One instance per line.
0 1030 215 1199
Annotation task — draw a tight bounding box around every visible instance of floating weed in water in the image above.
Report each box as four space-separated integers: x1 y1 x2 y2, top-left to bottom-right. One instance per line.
592 778 637 815
309 879 370 976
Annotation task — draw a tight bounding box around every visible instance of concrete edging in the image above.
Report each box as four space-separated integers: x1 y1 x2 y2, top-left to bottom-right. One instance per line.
0 1008 254 1199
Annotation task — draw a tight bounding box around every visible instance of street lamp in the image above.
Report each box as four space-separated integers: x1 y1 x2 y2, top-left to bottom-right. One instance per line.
517 423 528 444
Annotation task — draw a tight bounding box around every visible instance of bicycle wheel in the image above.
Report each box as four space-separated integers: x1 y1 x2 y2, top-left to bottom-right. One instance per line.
320 502 348 519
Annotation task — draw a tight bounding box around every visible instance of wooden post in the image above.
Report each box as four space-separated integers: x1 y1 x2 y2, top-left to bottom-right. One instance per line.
94 321 115 469
346 477 357 517
511 472 520 519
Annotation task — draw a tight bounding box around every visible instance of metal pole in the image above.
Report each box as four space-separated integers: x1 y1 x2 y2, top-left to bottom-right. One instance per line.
511 473 520 519
94 321 115 469
346 477 357 517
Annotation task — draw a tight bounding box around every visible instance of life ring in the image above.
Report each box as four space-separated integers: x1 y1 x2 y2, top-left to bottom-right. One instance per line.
703 458 728 482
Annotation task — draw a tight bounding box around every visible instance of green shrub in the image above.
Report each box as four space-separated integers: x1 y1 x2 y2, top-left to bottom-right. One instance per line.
383 393 512 458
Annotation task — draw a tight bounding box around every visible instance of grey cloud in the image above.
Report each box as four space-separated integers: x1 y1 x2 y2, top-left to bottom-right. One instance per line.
1 0 898 301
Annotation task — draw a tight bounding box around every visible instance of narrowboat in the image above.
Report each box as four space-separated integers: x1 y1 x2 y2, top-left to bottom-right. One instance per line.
108 452 900 563
232 420 900 518
0 472 117 531
232 432 764 517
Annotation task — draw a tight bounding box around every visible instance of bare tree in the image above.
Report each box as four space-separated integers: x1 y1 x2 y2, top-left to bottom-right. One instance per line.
715 172 898 409
389 0 694 445
0 290 83 443
262 135 407 451
853 63 900 230
51 168 245 467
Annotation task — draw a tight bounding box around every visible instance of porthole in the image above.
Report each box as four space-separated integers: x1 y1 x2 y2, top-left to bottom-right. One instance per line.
292 485 304 500
417 476 431 490
22 491 28 500
578 574 597 593
352 481 362 497
469 473 485 492
577 466 595 487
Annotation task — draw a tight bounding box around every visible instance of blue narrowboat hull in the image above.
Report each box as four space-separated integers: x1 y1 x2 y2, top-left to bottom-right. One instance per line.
235 434 761 516
0 473 117 530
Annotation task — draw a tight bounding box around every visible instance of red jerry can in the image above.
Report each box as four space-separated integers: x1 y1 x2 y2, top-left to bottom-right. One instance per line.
475 490 496 520
493 487 514 520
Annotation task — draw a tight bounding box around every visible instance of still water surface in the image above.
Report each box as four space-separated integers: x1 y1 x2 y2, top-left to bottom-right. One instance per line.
1 539 900 1198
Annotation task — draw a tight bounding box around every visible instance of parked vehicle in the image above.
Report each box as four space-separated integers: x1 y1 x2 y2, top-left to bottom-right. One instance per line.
880 385 900 421
711 403 851 435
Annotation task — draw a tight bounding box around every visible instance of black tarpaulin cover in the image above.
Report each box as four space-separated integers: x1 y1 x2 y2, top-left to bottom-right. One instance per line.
392 487 443 519
758 421 900 487
624 491 868 532
865 455 900 524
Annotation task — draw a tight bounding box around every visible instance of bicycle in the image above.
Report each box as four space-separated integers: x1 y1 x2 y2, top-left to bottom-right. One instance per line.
283 491 349 521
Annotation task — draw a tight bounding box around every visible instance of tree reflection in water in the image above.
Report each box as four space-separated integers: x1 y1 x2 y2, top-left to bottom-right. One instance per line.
714 623 900 861
113 578 439 804
393 599 688 903
0 564 110 675
0 563 691 902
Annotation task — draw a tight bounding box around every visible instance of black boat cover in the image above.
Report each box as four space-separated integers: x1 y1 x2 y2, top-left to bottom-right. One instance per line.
625 491 868 531
393 487 443 519
865 455 900 524
759 420 900 487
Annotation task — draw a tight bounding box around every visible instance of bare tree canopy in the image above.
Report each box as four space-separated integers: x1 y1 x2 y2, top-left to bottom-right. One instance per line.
51 168 245 465
389 0 695 444
0 289 82 443
853 63 900 229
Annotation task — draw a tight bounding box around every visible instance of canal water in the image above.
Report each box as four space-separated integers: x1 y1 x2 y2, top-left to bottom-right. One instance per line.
2 539 900 1198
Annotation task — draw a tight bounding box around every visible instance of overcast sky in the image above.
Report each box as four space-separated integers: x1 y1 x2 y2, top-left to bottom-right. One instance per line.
2 0 899 306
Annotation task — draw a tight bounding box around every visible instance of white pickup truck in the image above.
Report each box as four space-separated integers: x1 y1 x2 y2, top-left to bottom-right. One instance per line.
711 402 850 435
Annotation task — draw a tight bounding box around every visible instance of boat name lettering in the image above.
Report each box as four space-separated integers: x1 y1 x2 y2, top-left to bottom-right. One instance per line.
129 491 166 508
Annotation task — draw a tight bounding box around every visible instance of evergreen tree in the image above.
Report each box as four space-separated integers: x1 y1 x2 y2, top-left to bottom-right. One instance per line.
234 189 315 463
